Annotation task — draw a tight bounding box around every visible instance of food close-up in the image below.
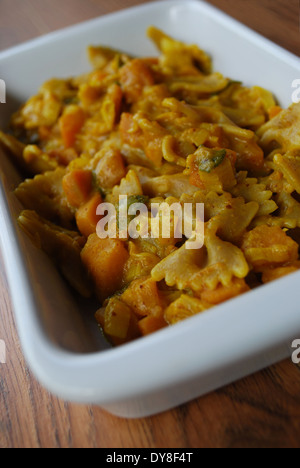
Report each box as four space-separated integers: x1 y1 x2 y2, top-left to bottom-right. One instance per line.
1 26 300 347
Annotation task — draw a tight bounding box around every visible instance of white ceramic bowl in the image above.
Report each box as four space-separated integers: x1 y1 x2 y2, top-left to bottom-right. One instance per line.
0 0 300 418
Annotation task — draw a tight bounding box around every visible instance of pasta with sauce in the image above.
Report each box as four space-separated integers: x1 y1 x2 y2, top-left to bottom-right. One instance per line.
1 27 300 346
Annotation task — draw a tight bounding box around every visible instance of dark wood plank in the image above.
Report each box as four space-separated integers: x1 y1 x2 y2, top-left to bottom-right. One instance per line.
207 0 300 55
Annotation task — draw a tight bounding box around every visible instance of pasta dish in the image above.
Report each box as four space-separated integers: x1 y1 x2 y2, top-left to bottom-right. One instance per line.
1 28 299 346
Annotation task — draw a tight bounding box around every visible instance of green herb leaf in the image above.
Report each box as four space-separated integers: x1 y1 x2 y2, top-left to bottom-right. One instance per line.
92 171 106 198
198 149 226 173
115 195 150 229
127 195 150 207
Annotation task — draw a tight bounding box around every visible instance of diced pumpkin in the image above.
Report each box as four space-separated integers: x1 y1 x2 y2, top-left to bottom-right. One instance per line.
138 315 167 336
121 276 163 317
200 278 250 305
62 169 93 208
164 295 210 325
120 59 155 103
95 300 140 346
187 147 236 191
76 192 103 237
104 298 133 339
262 262 300 284
94 148 126 189
241 226 299 271
120 112 144 149
223 126 264 172
59 105 85 148
81 234 129 301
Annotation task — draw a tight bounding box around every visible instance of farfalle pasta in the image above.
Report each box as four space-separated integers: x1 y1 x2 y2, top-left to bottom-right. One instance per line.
1 28 300 346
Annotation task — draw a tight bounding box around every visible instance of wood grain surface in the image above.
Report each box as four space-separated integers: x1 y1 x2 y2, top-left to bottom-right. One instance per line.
0 0 300 449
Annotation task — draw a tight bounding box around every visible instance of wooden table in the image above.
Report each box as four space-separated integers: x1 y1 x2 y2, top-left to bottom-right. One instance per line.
0 0 300 449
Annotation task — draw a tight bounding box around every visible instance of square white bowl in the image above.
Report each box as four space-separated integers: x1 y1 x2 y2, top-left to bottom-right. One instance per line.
0 0 300 418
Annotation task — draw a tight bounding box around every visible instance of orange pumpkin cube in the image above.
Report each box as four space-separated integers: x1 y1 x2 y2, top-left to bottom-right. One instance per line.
81 234 129 301
121 276 163 317
76 192 103 238
95 149 126 189
120 59 155 103
138 315 167 336
59 105 85 148
241 226 299 271
62 169 93 208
